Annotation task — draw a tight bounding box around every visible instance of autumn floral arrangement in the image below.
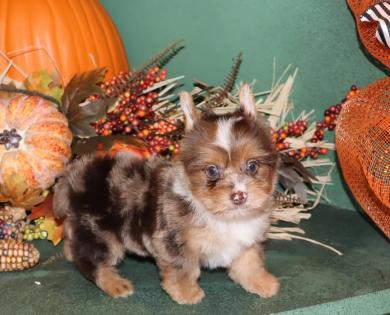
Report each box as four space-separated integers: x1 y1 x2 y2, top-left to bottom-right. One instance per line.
0 41 357 271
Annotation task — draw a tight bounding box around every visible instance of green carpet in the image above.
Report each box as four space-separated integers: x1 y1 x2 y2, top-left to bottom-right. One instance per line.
1 205 389 315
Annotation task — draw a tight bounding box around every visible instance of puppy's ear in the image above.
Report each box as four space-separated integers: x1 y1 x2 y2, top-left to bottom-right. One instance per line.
180 91 199 131
239 83 257 119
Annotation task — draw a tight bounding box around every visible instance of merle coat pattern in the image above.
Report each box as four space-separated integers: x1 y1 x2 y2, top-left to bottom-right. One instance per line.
53 84 280 304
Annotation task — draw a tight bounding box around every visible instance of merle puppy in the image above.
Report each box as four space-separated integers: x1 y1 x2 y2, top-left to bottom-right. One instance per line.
53 84 280 304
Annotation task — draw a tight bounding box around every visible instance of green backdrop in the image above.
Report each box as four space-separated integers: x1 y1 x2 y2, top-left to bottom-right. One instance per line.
100 0 386 211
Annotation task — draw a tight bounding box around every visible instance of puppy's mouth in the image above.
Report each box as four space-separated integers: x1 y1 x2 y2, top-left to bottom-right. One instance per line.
212 203 264 220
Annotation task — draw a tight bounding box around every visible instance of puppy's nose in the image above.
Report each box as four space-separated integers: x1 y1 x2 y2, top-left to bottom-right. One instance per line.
230 191 247 205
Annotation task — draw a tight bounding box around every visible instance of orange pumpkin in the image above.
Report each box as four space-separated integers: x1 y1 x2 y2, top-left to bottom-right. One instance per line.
106 141 151 159
0 95 72 208
0 0 129 85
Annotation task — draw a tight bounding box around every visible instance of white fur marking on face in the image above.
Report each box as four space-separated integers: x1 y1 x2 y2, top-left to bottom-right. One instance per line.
172 167 192 199
172 171 209 218
234 182 246 192
213 118 235 154
230 173 247 193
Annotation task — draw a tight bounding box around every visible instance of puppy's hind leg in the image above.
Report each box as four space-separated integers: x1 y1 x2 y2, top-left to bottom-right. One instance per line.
62 219 74 262
95 265 134 298
71 224 133 298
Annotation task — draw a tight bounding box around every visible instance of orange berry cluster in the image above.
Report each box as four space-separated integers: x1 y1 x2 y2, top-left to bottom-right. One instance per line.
92 67 182 158
274 85 358 160
101 71 131 98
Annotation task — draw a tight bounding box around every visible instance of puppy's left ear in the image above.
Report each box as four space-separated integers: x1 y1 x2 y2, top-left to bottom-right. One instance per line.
239 83 257 119
180 91 199 131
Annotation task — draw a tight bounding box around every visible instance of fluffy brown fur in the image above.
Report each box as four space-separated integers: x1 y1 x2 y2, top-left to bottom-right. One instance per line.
53 84 280 304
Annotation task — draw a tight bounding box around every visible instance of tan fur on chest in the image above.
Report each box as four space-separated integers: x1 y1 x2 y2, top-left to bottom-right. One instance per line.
186 215 269 269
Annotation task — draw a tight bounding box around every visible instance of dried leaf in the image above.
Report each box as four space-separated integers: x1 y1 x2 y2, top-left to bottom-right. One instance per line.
30 194 54 221
277 170 308 203
277 154 318 204
24 70 63 102
279 153 317 183
0 80 19 99
30 193 63 245
59 67 115 137
67 98 115 137
60 67 107 115
40 217 63 246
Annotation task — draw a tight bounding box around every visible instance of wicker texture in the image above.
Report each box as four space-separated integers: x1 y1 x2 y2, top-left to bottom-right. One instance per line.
347 0 390 69
336 76 390 237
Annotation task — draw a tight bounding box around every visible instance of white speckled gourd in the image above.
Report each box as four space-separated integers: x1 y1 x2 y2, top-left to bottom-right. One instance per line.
0 94 72 208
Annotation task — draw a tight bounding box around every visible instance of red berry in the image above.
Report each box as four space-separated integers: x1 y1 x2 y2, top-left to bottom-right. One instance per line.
319 148 328 155
316 122 324 129
328 123 336 131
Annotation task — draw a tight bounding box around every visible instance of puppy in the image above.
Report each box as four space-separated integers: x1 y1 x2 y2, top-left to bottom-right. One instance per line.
53 84 280 304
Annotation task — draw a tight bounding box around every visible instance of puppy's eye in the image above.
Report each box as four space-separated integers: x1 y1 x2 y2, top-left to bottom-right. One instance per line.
205 165 220 179
245 160 258 175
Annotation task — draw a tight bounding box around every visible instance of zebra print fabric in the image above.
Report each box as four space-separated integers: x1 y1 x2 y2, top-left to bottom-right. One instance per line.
360 1 390 48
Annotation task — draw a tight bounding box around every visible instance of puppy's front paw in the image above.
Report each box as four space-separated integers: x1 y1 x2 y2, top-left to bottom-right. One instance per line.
162 281 205 304
249 272 280 298
176 285 205 305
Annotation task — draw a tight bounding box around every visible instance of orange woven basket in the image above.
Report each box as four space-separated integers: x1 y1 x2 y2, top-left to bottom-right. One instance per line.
336 76 390 238
347 0 390 69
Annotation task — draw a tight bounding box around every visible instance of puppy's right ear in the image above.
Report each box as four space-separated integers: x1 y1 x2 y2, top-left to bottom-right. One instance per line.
180 91 199 131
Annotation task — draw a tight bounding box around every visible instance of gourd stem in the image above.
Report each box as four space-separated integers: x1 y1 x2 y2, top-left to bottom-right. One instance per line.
0 86 60 106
